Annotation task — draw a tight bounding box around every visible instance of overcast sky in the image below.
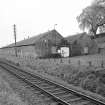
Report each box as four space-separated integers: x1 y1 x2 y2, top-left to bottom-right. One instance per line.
0 0 92 47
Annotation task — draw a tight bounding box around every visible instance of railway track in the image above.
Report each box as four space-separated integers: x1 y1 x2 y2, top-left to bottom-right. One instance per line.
0 59 105 105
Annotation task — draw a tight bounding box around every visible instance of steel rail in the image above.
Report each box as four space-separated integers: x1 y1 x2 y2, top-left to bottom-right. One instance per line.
0 64 69 105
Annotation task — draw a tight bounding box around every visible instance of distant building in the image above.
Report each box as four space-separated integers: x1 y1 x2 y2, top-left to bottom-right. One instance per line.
1 29 63 58
94 33 105 54
65 32 98 56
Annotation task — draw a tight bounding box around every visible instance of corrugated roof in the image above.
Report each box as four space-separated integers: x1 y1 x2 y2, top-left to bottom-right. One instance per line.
6 29 62 47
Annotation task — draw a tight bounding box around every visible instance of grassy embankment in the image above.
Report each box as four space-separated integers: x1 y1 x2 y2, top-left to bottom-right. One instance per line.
1 54 105 97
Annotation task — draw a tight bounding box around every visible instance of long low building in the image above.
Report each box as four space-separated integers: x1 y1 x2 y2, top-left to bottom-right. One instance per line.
1 29 64 58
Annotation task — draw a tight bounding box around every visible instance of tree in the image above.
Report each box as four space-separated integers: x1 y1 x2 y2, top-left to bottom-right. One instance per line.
77 0 105 37
92 0 105 6
98 25 105 33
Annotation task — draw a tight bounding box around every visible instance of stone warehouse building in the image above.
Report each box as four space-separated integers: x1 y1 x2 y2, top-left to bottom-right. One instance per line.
1 29 63 58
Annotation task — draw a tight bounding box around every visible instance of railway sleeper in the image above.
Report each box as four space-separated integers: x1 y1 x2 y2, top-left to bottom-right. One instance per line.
39 85 56 89
48 90 66 94
47 88 65 93
60 94 80 101
28 79 43 84
25 77 45 83
38 83 54 87
43 86 58 91
36 80 56 86
34 81 51 85
21 76 40 82
53 91 69 96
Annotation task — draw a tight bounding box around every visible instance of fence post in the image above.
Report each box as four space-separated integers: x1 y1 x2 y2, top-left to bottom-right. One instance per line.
60 57 63 63
68 58 70 64
49 58 50 62
88 61 92 67
101 60 104 68
54 58 56 63
78 60 81 66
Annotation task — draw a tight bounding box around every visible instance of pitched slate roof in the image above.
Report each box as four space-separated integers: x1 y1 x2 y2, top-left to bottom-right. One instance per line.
65 32 87 43
5 29 63 48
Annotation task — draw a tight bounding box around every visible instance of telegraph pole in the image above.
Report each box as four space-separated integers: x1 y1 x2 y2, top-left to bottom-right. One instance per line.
13 24 17 57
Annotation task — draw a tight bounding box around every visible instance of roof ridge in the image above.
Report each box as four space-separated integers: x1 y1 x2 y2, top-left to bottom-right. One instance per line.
4 29 62 47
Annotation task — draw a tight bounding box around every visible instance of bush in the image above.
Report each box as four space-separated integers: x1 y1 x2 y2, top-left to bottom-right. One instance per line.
96 86 105 97
82 79 97 93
